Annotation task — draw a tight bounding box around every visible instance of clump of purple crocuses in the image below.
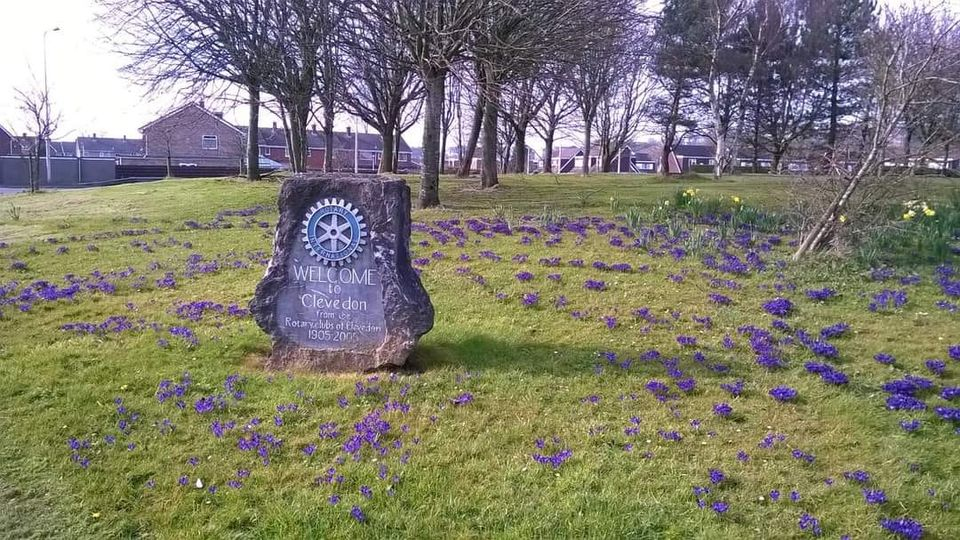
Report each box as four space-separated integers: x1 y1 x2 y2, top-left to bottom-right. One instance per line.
769 386 798 402
762 297 793 317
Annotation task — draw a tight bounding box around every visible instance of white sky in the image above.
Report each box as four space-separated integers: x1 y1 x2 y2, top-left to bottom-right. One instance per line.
0 0 954 147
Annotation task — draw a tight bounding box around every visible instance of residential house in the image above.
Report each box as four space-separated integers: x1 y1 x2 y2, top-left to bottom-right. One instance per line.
140 102 246 167
256 123 415 173
672 137 716 171
630 144 658 172
548 144 656 174
77 135 144 159
0 125 13 156
444 146 482 172
444 146 541 174
550 146 582 173
5 134 75 157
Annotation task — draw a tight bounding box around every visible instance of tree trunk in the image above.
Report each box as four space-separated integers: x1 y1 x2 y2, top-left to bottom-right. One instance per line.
512 125 527 174
714 135 725 181
826 41 841 161
323 107 334 172
439 123 448 174
379 127 395 174
480 73 500 188
288 103 309 173
542 130 554 173
771 149 783 174
752 84 761 174
581 121 591 177
394 125 401 172
661 83 682 176
458 93 484 177
288 109 301 172
419 69 444 208
246 84 261 180
165 153 173 178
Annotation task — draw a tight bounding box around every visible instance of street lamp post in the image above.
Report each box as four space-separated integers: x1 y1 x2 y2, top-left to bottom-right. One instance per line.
43 27 60 185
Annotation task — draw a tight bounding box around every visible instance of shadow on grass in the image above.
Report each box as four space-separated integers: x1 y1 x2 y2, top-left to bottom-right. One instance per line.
409 334 739 390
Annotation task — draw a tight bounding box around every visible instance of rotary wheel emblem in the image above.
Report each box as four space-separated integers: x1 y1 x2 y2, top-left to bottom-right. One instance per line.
301 198 367 266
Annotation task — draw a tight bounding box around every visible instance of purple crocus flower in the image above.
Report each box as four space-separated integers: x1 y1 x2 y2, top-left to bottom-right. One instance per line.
762 297 793 317
450 392 474 406
769 386 798 402
713 403 732 417
879 517 923 539
708 468 725 485
863 489 887 504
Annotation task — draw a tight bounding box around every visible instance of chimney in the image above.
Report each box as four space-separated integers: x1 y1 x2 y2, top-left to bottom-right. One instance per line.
346 126 351 135
122 135 127 140
198 99 205 109
214 112 223 119
272 121 278 129
92 133 97 139
311 124 317 133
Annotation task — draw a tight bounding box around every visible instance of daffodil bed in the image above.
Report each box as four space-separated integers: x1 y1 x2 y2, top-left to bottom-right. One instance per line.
0 176 958 539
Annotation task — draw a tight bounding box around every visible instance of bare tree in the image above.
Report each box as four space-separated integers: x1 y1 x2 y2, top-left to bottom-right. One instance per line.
700 0 774 179
341 8 422 173
13 85 60 193
500 77 549 174
259 0 344 173
593 54 652 172
531 75 577 173
456 64 485 178
793 6 960 259
470 0 634 187
750 0 828 173
567 6 643 176
362 0 484 208
440 74 460 173
100 0 276 180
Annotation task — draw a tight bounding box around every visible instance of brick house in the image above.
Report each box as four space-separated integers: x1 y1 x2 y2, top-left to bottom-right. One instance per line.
256 122 415 173
132 103 413 173
140 102 245 167
0 125 13 156
77 135 144 159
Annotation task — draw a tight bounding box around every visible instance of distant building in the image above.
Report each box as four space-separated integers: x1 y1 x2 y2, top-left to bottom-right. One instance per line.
256 123 415 173
140 102 246 167
444 145 540 174
0 125 13 156
77 135 144 159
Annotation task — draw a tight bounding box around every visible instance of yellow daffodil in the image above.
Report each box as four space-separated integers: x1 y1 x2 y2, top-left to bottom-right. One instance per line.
923 207 935 217
839 215 847 223
732 196 741 204
903 210 916 220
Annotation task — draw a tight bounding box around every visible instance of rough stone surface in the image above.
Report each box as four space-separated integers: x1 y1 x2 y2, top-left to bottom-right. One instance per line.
251 173 434 371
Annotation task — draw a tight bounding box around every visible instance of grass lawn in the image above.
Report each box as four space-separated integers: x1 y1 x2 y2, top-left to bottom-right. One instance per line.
1 173 959 538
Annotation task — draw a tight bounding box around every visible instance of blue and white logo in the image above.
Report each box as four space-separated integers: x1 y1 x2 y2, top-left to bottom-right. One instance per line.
301 198 367 266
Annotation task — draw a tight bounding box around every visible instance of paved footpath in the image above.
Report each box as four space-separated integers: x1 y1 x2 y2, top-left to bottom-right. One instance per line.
0 188 25 196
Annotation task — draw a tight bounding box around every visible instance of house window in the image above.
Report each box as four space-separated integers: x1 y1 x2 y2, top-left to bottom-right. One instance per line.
201 135 219 150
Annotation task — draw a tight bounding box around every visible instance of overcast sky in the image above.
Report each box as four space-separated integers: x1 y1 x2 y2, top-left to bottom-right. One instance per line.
0 0 949 147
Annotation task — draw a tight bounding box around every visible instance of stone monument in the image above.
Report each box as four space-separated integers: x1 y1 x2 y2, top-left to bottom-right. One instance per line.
251 174 434 371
